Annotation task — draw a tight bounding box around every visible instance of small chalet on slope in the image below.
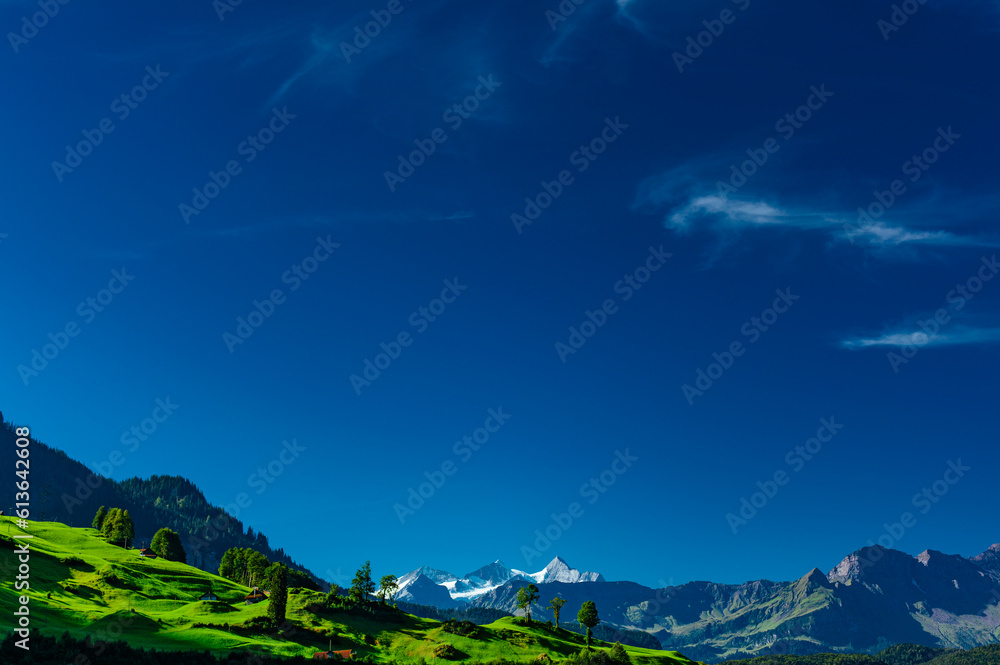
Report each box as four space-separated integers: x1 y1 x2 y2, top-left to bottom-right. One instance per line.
245 587 268 605
138 548 157 558
199 590 219 601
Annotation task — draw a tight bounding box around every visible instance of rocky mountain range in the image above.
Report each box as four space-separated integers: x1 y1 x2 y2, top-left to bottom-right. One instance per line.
398 546 1000 662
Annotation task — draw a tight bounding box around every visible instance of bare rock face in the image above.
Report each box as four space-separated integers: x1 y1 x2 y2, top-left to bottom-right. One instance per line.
971 543 1000 575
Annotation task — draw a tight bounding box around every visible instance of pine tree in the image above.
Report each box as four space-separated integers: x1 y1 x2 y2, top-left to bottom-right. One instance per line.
265 563 288 624
610 642 631 664
92 506 107 531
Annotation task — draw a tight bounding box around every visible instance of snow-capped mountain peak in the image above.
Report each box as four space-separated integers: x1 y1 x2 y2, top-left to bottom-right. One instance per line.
533 556 605 584
397 556 604 606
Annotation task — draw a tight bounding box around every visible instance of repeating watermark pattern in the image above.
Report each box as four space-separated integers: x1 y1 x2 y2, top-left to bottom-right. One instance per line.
878 0 928 40
179 107 296 224
726 417 844 534
511 117 628 234
222 236 340 353
384 75 502 191
17 268 136 386
716 85 834 195
339 0 414 63
845 127 960 239
51 66 170 182
672 0 751 73
554 246 672 362
60 398 180 516
856 459 970 570
186 439 306 567
886 255 997 372
350 278 468 395
682 288 799 404
393 407 512 524
520 449 638 566
7 0 72 53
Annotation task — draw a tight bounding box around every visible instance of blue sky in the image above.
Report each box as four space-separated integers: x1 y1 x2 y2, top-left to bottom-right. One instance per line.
2 0 998 588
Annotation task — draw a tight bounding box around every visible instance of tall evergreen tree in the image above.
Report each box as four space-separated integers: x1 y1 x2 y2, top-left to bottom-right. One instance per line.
265 562 288 624
121 510 135 548
92 505 107 531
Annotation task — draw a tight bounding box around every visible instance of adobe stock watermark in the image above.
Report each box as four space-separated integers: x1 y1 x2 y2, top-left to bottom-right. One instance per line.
844 127 960 240
51 65 170 182
339 0 414 63
222 236 340 353
672 0 751 73
545 0 588 30
886 254 997 373
349 278 468 395
682 288 799 404
555 245 672 362
384 75 502 192
716 85 834 195
179 107 296 224
511 116 628 234
726 417 844 534
393 407 512 524
877 0 927 41
520 449 638 567
17 268 135 386
213 0 245 21
59 397 180 516
7 0 72 53
855 459 970 570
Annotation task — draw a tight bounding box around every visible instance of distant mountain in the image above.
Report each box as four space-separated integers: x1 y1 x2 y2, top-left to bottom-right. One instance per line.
396 556 602 605
527 555 605 584
970 544 1000 576
402 545 1000 662
0 420 321 586
397 573 460 608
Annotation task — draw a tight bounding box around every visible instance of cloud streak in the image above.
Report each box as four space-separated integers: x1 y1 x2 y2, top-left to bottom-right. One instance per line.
842 326 1000 349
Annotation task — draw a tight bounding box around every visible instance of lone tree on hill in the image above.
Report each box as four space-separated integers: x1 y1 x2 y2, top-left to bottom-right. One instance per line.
350 560 376 608
265 562 288 624
150 527 186 563
577 600 599 650
516 583 540 624
378 574 399 605
549 596 567 629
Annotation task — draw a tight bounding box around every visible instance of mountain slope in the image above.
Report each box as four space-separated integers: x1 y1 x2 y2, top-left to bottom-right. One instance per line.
0 518 698 664
0 420 319 584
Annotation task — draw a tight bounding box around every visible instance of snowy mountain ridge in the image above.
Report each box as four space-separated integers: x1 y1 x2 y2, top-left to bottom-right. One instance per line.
396 556 603 604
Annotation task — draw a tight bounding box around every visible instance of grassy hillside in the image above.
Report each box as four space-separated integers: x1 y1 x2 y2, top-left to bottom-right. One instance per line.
0 518 697 664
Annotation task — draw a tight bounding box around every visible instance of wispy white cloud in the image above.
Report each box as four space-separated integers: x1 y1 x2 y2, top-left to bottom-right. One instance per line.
842 327 1000 349
633 166 998 254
